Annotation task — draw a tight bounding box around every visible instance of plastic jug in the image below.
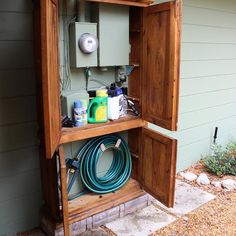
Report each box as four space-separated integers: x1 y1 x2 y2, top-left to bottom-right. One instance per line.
87 89 108 123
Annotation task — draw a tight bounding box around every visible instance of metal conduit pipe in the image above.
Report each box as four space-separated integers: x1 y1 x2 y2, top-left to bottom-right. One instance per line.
77 0 86 22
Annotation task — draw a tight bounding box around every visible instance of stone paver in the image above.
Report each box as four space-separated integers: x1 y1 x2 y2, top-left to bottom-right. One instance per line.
105 205 177 236
149 179 215 217
79 228 110 236
105 180 216 236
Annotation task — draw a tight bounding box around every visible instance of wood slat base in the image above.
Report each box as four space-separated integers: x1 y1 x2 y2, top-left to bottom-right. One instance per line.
60 116 146 144
68 179 144 224
40 179 144 229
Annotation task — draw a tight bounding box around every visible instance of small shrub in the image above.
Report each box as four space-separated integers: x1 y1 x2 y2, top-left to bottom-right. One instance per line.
203 142 236 176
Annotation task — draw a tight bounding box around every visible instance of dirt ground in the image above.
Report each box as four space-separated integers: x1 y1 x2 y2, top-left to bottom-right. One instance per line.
154 162 236 236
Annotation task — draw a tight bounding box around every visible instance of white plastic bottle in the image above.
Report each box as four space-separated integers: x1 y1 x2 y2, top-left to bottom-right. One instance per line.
108 96 120 120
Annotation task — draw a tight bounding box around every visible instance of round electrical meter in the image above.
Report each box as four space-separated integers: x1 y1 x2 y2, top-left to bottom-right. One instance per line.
79 33 98 54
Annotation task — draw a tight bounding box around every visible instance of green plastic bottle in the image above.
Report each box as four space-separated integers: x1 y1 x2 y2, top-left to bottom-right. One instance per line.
87 89 108 123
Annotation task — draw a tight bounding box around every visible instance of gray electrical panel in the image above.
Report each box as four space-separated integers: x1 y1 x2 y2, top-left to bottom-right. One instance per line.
92 4 129 67
69 22 98 68
61 90 89 118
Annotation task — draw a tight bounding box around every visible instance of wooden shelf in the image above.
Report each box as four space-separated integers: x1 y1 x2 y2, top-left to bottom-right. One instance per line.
68 179 145 224
60 116 146 144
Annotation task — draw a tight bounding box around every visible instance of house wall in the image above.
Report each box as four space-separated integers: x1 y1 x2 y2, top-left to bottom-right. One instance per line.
1 0 236 234
0 0 42 234
151 0 236 171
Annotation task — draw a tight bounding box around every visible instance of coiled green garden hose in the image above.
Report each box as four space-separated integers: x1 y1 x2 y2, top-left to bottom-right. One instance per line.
67 135 132 200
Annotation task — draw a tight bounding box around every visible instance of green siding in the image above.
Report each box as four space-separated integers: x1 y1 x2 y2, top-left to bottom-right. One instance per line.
0 0 41 235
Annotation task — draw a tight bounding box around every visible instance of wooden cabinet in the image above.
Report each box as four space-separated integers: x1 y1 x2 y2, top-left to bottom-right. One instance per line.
87 0 155 7
33 0 182 234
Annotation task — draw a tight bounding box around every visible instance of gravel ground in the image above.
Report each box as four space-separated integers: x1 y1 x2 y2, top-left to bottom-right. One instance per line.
154 192 236 236
154 162 236 236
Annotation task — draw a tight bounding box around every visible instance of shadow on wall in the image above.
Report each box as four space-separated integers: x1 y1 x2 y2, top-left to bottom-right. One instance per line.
0 0 42 234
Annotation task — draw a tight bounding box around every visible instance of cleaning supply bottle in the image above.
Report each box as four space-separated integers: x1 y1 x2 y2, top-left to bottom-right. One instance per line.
87 89 108 123
108 86 123 120
74 99 87 127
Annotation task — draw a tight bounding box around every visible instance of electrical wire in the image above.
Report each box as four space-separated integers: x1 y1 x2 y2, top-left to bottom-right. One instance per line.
67 135 132 200
59 0 76 91
85 67 110 91
63 16 76 90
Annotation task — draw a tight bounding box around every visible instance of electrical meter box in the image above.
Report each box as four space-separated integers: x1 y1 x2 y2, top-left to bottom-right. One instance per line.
69 22 98 68
91 4 129 67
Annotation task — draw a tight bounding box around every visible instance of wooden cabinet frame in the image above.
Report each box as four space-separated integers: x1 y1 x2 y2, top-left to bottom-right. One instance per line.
33 0 182 235
87 0 155 7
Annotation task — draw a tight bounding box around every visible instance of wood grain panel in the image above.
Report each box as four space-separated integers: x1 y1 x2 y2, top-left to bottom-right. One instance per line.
58 146 69 236
142 1 182 131
87 0 154 7
129 7 142 110
140 127 177 207
33 0 61 221
60 116 146 144
128 128 142 180
35 0 61 159
39 148 60 220
68 179 144 223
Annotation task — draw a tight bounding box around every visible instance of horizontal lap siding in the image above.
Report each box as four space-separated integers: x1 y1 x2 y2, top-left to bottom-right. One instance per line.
0 1 41 235
178 0 236 170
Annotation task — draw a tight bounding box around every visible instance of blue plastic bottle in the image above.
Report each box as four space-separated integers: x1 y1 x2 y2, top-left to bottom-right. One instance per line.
74 100 87 127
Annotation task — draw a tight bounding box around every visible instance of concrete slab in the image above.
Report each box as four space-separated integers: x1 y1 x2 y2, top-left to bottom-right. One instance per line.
149 179 216 217
105 205 177 236
105 180 215 236
79 228 110 236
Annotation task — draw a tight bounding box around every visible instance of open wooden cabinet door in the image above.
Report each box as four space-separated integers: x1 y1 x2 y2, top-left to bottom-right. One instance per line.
142 0 182 131
140 127 177 207
34 0 61 159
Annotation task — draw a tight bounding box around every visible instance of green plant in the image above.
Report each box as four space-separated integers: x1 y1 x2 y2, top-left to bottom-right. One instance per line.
203 142 236 176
